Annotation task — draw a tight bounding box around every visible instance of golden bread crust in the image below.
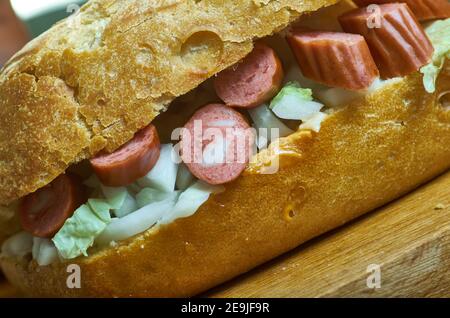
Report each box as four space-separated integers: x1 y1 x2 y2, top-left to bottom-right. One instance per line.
2 69 449 297
0 0 337 205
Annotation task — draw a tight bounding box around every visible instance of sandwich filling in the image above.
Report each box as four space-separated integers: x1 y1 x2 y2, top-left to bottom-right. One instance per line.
1 1 449 266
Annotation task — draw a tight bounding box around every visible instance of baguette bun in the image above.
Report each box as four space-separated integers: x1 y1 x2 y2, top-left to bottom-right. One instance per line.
2 69 449 297
1 0 449 297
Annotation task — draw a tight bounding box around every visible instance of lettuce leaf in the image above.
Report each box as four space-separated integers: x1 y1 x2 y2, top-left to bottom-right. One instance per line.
52 200 112 259
420 19 450 93
270 82 313 106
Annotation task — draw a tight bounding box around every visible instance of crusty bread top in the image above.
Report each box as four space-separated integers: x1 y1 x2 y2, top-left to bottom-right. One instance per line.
0 0 337 205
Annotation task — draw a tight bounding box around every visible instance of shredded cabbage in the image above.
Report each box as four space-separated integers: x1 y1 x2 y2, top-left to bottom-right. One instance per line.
269 82 324 120
101 185 137 218
33 238 59 266
127 182 142 195
420 19 450 93
315 87 364 107
273 81 314 102
32 237 41 260
52 200 112 259
176 163 195 190
299 112 328 133
136 188 179 208
159 181 224 225
248 104 293 140
96 197 178 246
1 231 33 257
138 144 179 192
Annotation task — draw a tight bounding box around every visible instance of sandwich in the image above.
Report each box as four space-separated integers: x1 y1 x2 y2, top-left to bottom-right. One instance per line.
0 0 449 297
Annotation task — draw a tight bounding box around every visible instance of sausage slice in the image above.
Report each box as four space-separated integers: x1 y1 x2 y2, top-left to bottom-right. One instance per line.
91 124 161 187
20 174 86 238
214 43 284 108
287 31 380 90
180 104 255 185
352 0 450 21
339 3 434 79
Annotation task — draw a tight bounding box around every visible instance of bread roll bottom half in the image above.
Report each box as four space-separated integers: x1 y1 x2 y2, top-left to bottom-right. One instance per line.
0 0 449 297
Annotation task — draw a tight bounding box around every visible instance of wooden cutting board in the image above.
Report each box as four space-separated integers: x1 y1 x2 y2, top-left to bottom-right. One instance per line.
1 171 450 298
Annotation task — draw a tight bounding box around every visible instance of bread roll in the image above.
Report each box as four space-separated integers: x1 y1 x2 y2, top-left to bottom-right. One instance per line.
0 0 449 297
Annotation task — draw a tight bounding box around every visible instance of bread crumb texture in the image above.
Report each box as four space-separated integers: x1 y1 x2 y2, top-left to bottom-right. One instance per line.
0 0 337 205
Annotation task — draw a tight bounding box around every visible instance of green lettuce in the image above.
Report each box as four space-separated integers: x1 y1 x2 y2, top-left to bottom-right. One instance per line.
420 19 450 93
52 174 153 259
269 81 323 121
52 199 112 259
270 81 313 105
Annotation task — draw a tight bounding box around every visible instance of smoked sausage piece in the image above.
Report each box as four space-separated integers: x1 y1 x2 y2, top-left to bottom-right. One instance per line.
180 104 255 185
287 31 380 90
339 3 434 79
20 174 86 238
91 125 161 187
214 43 284 108
352 0 450 21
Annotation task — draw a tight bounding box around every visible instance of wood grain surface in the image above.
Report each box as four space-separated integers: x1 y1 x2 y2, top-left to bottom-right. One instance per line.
1 171 449 298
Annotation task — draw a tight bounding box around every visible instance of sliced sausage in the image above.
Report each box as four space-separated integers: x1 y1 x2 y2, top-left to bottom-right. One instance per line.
214 43 284 108
352 0 450 21
339 3 434 79
180 104 255 185
20 174 86 238
287 31 380 90
91 124 161 187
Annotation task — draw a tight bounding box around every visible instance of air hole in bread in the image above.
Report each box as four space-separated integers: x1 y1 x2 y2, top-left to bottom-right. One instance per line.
97 99 106 106
180 31 223 75
439 91 449 110
289 210 296 218
284 185 307 221
136 44 154 67
283 203 295 221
